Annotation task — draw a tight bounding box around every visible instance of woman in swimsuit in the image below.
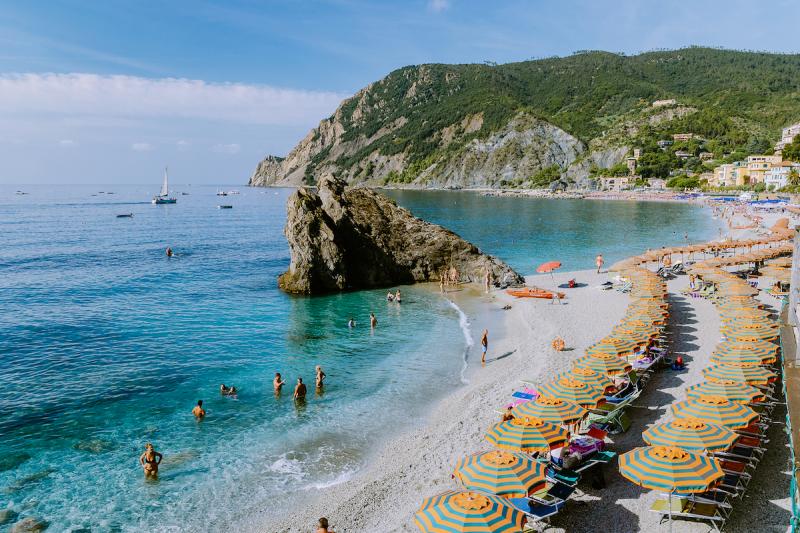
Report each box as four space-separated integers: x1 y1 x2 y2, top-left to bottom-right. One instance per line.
315 365 326 389
139 443 163 478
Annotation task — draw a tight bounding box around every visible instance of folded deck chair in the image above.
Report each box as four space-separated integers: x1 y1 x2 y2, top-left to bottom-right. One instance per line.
650 498 726 532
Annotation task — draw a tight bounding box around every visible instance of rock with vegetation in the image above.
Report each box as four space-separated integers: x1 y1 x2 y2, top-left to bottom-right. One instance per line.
250 47 800 189
278 176 524 294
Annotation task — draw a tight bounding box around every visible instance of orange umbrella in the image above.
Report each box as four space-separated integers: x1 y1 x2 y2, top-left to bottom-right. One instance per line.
536 261 562 273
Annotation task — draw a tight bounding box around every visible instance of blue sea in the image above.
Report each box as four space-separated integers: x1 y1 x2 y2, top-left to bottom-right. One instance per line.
0 185 721 531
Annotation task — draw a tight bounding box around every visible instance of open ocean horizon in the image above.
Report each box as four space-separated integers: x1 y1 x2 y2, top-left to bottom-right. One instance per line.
0 184 723 531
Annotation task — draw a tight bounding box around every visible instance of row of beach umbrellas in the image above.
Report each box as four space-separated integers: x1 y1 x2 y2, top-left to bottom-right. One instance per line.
616 238 785 530
413 267 672 531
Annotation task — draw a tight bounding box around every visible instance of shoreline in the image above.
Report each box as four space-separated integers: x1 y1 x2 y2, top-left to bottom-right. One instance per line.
250 270 631 532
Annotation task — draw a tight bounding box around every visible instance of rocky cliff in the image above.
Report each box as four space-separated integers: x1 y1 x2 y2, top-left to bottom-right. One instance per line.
278 176 524 294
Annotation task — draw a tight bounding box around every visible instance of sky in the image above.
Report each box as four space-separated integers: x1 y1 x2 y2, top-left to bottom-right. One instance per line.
1 0 799 185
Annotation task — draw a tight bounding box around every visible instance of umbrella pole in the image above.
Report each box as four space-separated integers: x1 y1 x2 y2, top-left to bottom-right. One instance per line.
668 491 673 533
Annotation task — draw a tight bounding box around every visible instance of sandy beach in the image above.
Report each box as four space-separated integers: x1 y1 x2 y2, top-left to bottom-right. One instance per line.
245 203 797 533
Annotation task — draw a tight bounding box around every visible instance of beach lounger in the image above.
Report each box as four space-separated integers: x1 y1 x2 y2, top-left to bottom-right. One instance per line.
530 481 576 506
510 498 563 524
650 498 726 532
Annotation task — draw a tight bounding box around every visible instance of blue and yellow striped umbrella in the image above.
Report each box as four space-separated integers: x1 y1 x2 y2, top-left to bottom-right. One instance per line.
722 321 779 333
720 327 780 342
573 353 632 377
713 340 779 362
538 376 605 408
686 380 765 404
710 351 776 366
671 397 758 430
720 313 775 325
642 418 738 453
586 340 636 358
559 366 613 392
414 490 526 533
485 416 569 453
703 364 777 386
619 446 723 493
512 395 588 425
453 450 546 498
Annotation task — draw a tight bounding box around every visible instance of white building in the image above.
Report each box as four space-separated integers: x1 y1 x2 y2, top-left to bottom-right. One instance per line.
765 162 800 189
776 122 800 151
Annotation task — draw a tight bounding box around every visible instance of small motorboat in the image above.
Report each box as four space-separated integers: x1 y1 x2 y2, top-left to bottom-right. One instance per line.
216 190 228 196
116 213 134 218
217 204 233 209
181 192 189 195
506 287 565 299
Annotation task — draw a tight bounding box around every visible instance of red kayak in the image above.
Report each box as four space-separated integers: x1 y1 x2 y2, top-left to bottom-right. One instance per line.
506 287 565 299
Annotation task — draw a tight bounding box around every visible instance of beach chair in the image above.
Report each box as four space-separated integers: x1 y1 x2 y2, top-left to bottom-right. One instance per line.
650 498 726 532
510 498 563 526
530 480 576 506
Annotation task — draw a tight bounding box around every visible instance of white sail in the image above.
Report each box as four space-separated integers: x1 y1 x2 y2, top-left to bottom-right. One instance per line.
160 167 169 197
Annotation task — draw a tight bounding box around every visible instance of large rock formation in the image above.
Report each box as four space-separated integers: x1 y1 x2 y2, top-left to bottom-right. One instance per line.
278 176 524 294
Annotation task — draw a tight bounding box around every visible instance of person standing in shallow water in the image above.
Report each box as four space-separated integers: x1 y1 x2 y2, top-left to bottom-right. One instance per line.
480 329 488 364
139 443 162 478
192 400 205 419
595 254 604 274
315 366 326 390
293 377 307 400
370 312 377 328
273 373 285 394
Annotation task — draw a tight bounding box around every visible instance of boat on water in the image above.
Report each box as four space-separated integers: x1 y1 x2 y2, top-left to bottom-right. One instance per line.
152 167 177 204
116 213 134 218
216 190 228 196
227 189 240 195
217 204 233 209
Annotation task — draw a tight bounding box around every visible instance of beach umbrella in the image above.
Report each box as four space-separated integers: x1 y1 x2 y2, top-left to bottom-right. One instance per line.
573 353 632 377
720 326 779 342
710 351 776 366
671 397 758 430
596 335 650 355
713 340 779 360
452 450 547 498
722 321 779 333
586 340 635 358
686 380 765 404
559 366 613 392
642 418 738 453
538 377 605 408
512 395 588 425
485 416 568 453
619 446 724 532
719 314 775 326
414 490 526 533
703 364 777 386
536 261 562 302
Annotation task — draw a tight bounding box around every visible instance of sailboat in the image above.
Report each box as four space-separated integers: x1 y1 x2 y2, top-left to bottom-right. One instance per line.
152 167 177 204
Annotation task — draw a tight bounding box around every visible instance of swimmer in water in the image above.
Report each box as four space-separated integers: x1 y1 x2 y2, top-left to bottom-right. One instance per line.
220 384 237 396
370 312 377 328
139 443 162 478
294 377 307 400
192 400 205 418
166 247 174 258
348 317 356 328
315 365 326 389
386 291 394 302
395 289 401 303
273 373 285 392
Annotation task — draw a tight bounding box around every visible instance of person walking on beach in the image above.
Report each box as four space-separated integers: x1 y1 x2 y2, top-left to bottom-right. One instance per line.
293 377 307 400
595 254 604 274
273 373 285 393
370 312 377 328
192 400 205 419
480 329 489 364
139 443 162 478
315 366 326 390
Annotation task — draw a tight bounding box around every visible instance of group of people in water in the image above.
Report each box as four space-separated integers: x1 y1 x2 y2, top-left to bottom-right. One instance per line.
272 365 326 400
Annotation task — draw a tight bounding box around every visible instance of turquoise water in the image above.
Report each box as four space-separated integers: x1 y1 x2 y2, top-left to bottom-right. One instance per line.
0 186 720 531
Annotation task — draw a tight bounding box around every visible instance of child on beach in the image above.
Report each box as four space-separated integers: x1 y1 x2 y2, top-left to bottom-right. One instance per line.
480 329 488 364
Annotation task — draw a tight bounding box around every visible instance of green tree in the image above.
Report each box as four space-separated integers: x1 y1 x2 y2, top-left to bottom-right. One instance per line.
529 165 562 187
783 140 800 162
788 168 800 187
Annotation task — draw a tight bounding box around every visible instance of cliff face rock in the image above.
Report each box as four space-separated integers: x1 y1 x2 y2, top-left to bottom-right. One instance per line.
278 176 524 294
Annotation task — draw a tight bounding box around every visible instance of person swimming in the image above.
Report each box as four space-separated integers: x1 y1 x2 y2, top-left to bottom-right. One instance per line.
139 443 162 478
370 312 377 328
315 366 326 389
386 291 394 302
166 247 174 258
273 373 286 392
220 384 237 396
294 377 307 400
192 400 205 418
348 317 356 328
395 289 401 303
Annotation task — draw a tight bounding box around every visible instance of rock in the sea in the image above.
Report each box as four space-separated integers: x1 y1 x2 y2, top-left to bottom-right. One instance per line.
0 509 19 525
9 517 48 533
278 176 524 294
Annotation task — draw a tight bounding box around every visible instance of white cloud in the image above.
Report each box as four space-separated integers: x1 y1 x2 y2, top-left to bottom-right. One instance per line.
131 142 153 151
428 0 450 12
58 139 76 147
212 143 241 154
0 73 345 126
176 139 190 150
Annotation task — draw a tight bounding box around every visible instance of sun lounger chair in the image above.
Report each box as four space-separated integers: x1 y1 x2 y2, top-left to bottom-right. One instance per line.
509 498 564 524
545 465 580 487
650 498 726 532
530 481 576 506
674 490 734 513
